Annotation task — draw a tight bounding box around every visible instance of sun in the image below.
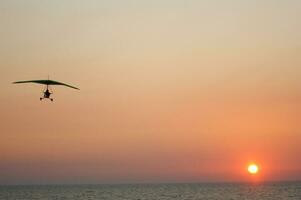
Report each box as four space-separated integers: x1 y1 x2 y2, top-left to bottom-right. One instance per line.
248 164 259 174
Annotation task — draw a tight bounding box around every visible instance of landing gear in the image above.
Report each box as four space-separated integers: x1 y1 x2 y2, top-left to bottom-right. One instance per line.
39 97 54 101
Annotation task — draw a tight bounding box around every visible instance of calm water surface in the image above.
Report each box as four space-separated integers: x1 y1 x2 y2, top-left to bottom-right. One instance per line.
0 182 300 200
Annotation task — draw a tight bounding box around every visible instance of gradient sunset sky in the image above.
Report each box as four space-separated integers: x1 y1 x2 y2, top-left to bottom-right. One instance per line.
0 0 300 184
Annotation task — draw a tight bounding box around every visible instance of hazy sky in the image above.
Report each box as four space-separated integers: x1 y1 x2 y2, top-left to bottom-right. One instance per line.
0 0 300 184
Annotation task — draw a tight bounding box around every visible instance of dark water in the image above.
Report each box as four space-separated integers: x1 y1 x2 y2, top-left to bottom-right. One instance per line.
0 182 300 200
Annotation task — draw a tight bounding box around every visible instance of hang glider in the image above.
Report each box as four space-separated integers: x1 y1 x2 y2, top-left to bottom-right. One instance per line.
13 79 79 101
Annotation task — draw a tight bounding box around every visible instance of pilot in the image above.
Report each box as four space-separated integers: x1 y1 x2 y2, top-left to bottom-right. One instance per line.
44 88 51 98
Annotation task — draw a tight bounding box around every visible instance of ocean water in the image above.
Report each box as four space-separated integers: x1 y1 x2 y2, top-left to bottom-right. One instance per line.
0 182 300 200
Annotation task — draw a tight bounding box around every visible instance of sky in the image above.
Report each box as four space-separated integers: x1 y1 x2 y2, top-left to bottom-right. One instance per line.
0 0 300 184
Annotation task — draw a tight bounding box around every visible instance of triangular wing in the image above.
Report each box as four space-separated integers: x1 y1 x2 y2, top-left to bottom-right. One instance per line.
13 80 80 90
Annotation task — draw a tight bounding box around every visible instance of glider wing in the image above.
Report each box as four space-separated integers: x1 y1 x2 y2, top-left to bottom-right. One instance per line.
13 80 80 90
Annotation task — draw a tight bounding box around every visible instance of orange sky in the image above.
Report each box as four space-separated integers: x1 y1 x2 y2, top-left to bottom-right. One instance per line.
0 0 300 184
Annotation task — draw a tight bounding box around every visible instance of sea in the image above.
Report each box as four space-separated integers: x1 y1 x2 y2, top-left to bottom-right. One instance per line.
0 182 300 200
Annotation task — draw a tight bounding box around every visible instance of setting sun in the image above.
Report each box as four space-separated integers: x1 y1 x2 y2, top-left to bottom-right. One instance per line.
248 164 259 174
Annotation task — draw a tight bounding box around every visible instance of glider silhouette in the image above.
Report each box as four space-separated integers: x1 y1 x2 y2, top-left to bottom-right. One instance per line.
13 79 79 101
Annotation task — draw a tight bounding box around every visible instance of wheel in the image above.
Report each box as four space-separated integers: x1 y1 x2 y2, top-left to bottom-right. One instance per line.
40 98 42 101
51 98 53 102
